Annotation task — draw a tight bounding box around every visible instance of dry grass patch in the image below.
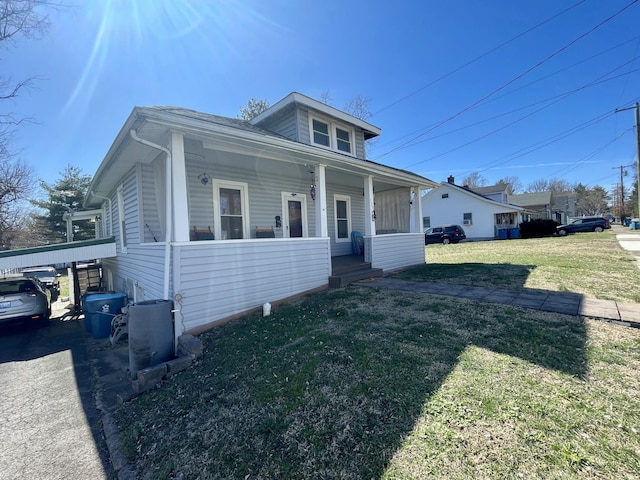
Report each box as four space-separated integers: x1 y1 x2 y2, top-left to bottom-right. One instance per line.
396 231 640 302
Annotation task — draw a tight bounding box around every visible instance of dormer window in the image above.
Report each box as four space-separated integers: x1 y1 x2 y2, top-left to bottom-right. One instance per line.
309 115 354 155
312 119 330 147
336 127 351 153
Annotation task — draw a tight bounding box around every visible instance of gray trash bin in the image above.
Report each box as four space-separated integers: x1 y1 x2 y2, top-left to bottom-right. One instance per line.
128 299 174 379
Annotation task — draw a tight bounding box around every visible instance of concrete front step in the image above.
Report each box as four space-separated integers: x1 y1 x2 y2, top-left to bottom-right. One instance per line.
329 268 383 288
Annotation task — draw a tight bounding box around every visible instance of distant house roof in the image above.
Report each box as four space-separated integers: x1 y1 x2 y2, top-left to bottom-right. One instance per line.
472 183 512 196
424 182 524 211
509 191 553 207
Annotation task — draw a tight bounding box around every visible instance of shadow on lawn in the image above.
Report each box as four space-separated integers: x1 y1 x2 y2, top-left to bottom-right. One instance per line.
394 262 536 290
118 282 588 479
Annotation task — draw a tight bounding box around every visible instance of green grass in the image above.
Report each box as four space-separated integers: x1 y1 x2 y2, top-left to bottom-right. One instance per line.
114 230 640 479
394 229 640 302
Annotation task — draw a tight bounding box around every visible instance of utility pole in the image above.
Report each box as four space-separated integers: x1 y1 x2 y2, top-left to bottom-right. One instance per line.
612 164 633 219
615 103 640 218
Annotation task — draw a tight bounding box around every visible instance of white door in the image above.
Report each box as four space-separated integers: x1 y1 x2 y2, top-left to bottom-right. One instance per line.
281 193 308 238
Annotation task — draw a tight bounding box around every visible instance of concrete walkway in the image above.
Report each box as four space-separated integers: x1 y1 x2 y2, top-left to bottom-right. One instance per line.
356 226 640 327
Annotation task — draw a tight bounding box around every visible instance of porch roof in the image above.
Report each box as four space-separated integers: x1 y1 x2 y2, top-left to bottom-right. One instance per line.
0 237 116 271
86 105 437 208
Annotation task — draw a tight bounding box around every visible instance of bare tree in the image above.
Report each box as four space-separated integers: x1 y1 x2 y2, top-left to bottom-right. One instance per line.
238 98 270 120
0 0 59 249
527 177 575 193
497 176 522 194
0 157 32 248
461 172 488 189
319 90 332 105
343 94 372 121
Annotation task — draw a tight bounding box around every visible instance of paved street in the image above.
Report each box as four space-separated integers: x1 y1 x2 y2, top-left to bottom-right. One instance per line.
0 304 112 480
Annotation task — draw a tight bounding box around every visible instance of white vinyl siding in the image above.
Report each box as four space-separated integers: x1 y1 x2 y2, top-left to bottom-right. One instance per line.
174 237 331 334
186 148 317 239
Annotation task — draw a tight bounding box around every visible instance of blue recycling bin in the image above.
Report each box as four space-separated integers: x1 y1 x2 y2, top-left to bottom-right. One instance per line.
497 229 508 240
509 228 521 239
84 292 128 339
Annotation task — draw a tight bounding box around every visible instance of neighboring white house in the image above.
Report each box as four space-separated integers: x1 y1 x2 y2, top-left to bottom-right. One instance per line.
421 178 525 240
83 92 437 342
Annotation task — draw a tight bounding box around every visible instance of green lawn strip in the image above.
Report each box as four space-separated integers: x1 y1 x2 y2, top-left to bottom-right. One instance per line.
115 288 640 479
397 232 640 302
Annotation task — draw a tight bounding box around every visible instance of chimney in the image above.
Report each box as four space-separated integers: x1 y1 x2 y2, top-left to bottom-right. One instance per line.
447 175 455 184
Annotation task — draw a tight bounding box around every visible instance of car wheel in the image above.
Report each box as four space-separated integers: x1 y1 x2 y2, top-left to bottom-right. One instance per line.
442 237 451 245
594 226 604 233
558 229 567 236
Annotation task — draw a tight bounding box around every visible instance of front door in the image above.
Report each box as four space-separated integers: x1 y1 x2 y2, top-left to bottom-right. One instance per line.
282 193 307 238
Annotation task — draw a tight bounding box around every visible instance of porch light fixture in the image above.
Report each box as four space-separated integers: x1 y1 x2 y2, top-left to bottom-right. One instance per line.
197 173 210 185
309 170 316 201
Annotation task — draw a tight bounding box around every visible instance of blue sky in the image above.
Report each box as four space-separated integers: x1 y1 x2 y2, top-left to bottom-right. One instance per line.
5 0 640 196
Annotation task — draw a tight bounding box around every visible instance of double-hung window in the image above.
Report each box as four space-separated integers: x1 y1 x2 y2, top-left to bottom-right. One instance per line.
310 116 354 156
336 127 352 153
214 180 249 240
312 119 330 147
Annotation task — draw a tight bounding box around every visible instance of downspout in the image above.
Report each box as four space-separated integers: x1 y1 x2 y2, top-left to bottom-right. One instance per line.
129 129 172 300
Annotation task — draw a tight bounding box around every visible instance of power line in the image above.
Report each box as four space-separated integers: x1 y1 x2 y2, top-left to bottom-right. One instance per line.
374 0 639 161
371 0 589 117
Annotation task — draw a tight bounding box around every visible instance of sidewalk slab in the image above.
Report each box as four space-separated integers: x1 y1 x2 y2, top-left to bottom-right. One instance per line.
616 302 640 323
579 298 620 320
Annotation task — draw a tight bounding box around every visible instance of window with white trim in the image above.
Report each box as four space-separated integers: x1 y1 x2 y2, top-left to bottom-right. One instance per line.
312 119 330 147
463 212 473 226
334 195 351 242
423 216 431 229
214 180 249 240
309 115 355 155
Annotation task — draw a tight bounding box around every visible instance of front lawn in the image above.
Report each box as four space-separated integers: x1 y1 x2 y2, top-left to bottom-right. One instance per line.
114 232 640 480
395 230 640 302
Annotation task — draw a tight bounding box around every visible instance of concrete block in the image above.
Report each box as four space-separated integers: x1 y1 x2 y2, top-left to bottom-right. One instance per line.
166 355 194 375
178 334 203 358
136 363 167 389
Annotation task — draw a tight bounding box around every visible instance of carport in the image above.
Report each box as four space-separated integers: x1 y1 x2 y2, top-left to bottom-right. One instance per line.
0 237 117 315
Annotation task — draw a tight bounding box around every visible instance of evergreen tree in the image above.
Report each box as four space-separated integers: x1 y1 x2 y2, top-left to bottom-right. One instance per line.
31 165 93 243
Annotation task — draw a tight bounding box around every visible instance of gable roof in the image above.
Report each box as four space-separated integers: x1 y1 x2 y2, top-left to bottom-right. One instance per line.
472 183 512 196
509 191 553 207
250 92 381 140
423 182 524 212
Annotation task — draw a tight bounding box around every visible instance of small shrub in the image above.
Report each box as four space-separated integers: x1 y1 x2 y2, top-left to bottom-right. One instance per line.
519 219 558 238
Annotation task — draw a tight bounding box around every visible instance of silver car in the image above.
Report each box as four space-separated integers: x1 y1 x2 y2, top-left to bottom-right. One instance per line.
0 276 51 326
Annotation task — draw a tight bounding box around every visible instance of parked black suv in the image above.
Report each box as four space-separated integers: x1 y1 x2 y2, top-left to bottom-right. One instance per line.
21 266 61 302
425 225 467 245
556 217 611 236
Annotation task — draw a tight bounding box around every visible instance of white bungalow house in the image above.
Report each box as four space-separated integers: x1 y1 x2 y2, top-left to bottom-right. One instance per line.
83 92 437 342
421 177 525 240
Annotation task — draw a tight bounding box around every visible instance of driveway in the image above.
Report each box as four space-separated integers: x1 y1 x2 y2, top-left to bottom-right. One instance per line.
0 300 113 479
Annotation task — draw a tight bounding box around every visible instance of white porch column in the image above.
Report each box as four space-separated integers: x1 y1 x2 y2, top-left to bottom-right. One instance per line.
171 132 190 242
364 175 376 236
314 164 328 237
412 185 423 233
